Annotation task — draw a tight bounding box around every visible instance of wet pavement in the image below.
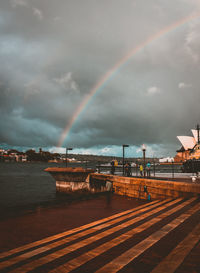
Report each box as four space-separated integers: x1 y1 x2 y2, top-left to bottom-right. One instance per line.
0 194 145 252
0 195 200 272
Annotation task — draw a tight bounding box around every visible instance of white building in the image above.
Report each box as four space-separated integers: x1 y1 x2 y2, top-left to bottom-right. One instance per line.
175 129 200 162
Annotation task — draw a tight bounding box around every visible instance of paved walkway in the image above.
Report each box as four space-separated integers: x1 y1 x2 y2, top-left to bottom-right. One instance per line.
0 197 199 272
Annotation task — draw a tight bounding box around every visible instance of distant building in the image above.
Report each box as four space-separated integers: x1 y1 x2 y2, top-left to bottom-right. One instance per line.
0 149 5 154
16 154 27 162
174 127 200 162
159 157 174 163
174 146 191 162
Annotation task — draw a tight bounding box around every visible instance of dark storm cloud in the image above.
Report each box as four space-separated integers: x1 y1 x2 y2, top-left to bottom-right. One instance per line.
0 0 200 155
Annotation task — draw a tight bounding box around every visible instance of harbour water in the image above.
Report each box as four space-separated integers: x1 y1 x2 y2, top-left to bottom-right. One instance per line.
0 161 189 220
0 162 95 219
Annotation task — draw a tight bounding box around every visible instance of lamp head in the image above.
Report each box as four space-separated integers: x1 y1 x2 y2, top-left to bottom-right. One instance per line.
141 144 146 151
123 144 129 148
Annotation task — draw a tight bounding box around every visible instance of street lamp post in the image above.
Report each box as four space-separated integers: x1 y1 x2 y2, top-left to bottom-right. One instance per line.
122 144 129 176
142 144 146 177
66 147 73 167
172 159 174 179
197 124 200 144
136 160 138 177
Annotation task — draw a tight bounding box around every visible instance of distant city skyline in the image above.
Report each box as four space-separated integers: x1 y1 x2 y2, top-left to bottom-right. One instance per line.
0 142 184 158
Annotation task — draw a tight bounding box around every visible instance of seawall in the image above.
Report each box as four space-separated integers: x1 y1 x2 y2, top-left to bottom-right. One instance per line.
90 173 200 199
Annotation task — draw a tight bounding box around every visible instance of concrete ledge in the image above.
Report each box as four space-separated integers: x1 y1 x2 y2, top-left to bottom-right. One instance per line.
90 174 200 200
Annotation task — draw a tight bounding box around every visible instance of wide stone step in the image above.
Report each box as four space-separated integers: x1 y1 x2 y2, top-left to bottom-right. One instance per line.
0 197 199 272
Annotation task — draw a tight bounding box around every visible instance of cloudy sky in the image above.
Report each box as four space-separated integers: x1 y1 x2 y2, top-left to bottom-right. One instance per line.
0 0 200 157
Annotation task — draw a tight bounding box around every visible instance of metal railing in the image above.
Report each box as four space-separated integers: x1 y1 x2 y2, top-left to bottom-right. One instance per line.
95 163 192 181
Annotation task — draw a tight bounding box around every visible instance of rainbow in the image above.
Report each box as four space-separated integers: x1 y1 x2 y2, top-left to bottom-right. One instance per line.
57 12 200 148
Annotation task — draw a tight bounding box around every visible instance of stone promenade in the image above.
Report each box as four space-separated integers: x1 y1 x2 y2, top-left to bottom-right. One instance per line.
0 197 199 272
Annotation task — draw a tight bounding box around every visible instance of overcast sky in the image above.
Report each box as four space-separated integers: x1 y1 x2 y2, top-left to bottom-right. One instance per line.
0 0 200 157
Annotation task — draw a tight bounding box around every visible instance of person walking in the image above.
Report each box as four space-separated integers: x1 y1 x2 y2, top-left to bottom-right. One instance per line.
114 159 118 166
106 180 113 205
125 162 129 176
146 162 151 177
127 162 131 177
139 164 143 176
111 160 115 175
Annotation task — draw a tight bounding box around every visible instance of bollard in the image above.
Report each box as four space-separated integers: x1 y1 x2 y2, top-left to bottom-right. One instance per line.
191 176 196 182
172 161 174 179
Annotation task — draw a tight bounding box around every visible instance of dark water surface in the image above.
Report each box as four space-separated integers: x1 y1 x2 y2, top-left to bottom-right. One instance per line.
0 162 147 253
0 162 96 219
0 162 182 220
